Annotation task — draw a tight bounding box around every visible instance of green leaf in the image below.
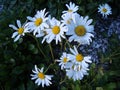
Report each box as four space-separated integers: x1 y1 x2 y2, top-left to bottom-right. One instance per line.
11 66 24 75
96 87 103 90
28 44 35 50
27 80 36 90
75 84 81 90
103 83 116 90
17 84 25 90
61 86 67 90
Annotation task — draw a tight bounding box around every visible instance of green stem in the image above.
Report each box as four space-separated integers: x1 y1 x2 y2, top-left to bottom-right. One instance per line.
60 76 67 84
65 38 72 48
77 43 81 48
44 64 52 73
110 53 120 58
44 61 56 73
49 44 54 61
27 33 46 58
60 42 63 51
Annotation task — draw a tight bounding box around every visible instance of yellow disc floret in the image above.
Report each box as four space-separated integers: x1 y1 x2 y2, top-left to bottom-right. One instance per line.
34 18 43 26
63 57 68 63
52 26 60 35
18 27 24 34
75 25 86 36
102 8 107 13
76 54 83 62
68 9 73 12
38 72 45 79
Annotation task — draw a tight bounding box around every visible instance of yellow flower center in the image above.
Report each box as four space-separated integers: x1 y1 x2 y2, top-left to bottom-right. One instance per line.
38 72 45 79
75 25 86 36
68 9 73 12
52 26 60 35
102 8 107 13
18 28 24 34
63 57 68 63
76 54 83 62
34 18 43 26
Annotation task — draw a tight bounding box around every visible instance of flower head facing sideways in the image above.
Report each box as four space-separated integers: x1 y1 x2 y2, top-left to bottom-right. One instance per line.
62 2 79 14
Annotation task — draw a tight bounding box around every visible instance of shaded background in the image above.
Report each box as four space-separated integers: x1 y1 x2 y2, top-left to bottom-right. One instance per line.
0 0 120 90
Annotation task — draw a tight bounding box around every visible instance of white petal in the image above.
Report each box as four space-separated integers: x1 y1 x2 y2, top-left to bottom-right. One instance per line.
86 19 93 25
41 80 45 87
45 75 52 80
35 78 40 84
12 32 18 38
14 35 20 42
40 67 44 72
38 79 42 86
70 48 76 55
27 16 35 21
17 20 21 28
74 46 78 54
35 65 39 73
9 24 18 30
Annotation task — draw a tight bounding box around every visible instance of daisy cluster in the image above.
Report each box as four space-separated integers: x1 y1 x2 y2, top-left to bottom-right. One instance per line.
56 2 94 81
9 2 112 87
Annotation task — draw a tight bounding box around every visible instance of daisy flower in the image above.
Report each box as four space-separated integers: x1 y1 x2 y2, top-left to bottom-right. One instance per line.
57 52 72 70
42 18 67 44
62 2 79 14
61 13 73 26
9 20 28 42
68 46 92 68
31 65 53 87
98 3 112 18
66 64 89 81
26 8 49 37
61 13 80 27
66 14 94 45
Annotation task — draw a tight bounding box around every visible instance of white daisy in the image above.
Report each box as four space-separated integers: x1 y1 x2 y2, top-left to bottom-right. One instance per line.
68 46 92 68
61 13 80 27
9 20 28 42
66 64 89 81
26 8 49 37
42 17 68 44
98 3 112 18
31 65 53 87
66 14 94 45
62 2 79 14
57 52 72 70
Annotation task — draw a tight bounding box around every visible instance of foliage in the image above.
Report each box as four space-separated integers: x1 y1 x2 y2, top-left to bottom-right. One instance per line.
0 0 120 90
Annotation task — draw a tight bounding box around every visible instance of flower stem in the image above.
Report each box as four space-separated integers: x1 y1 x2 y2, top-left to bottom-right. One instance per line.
49 43 54 61
44 61 56 73
27 33 46 58
64 38 72 49
60 76 67 84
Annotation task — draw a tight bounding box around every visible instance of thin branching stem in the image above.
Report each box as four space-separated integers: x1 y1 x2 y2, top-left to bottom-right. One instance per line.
27 33 46 58
49 43 54 61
